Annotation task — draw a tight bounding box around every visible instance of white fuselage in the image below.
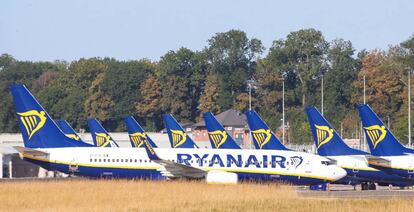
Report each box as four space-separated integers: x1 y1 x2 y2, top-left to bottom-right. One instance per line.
22 147 346 183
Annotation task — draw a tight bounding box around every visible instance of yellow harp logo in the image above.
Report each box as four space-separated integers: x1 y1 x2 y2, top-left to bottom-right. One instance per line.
17 110 47 139
208 130 227 148
65 134 80 141
129 132 147 147
95 133 111 147
170 130 187 148
364 125 387 149
143 137 156 155
314 125 334 149
251 129 271 149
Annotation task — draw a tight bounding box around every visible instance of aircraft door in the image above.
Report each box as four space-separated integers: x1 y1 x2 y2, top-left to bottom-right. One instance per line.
305 160 312 173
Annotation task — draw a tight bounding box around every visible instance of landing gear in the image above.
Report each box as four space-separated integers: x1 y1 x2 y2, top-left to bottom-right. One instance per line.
361 182 376 190
368 182 376 190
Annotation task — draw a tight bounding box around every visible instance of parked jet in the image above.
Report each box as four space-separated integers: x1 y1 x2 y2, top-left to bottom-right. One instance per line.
11 84 346 184
123 116 158 148
87 118 119 147
163 114 198 148
357 104 414 179
202 112 241 149
245 110 289 150
306 106 414 189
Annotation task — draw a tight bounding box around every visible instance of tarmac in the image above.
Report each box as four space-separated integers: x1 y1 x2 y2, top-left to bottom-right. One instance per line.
297 185 414 198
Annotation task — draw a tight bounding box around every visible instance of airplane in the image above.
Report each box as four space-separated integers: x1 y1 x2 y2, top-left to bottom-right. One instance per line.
11 84 347 184
202 112 241 149
306 106 414 190
245 110 289 150
123 116 158 148
56 119 91 146
357 104 414 179
87 118 119 147
162 114 198 148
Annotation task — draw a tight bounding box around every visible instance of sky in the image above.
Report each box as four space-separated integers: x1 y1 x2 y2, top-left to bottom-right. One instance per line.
1 0 414 62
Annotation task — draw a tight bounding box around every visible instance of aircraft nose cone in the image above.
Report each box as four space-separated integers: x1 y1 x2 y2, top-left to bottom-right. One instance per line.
332 166 347 181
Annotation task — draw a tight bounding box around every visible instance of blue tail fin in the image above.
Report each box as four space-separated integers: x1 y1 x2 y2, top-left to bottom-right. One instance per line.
202 112 241 149
56 120 86 143
305 106 366 156
162 114 198 148
245 110 289 150
356 104 414 156
87 118 119 148
123 116 158 148
10 84 90 148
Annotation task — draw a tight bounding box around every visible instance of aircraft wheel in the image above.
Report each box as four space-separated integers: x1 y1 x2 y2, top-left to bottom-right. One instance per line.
361 183 369 190
368 183 376 190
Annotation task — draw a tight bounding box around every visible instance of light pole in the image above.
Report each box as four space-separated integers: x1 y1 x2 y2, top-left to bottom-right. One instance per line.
361 75 366 150
246 79 256 111
321 76 324 115
408 68 413 147
282 78 285 144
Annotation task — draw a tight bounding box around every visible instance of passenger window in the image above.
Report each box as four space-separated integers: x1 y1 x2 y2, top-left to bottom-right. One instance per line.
94 159 97 162
130 159 133 162
103 159 106 162
90 159 92 162
134 159 137 163
116 159 119 162
140 159 142 162
99 159 101 162
121 159 123 162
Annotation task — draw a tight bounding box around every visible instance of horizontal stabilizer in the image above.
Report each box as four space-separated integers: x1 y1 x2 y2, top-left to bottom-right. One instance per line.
366 156 391 168
13 146 49 157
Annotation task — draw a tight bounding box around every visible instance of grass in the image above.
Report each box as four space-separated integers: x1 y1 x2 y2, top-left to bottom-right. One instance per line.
0 179 413 212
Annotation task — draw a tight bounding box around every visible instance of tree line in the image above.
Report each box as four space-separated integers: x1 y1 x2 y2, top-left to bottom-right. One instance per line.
1 28 413 144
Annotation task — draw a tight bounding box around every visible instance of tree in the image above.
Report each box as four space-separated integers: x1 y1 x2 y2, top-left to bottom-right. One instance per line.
352 50 405 118
323 39 359 127
0 60 52 132
101 58 156 130
206 30 264 110
135 75 162 131
199 73 221 114
84 73 115 122
266 28 329 107
156 48 207 122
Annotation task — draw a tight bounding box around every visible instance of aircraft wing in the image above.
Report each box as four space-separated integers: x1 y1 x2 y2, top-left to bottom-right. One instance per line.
13 146 49 157
365 156 391 167
140 139 207 179
154 159 207 179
